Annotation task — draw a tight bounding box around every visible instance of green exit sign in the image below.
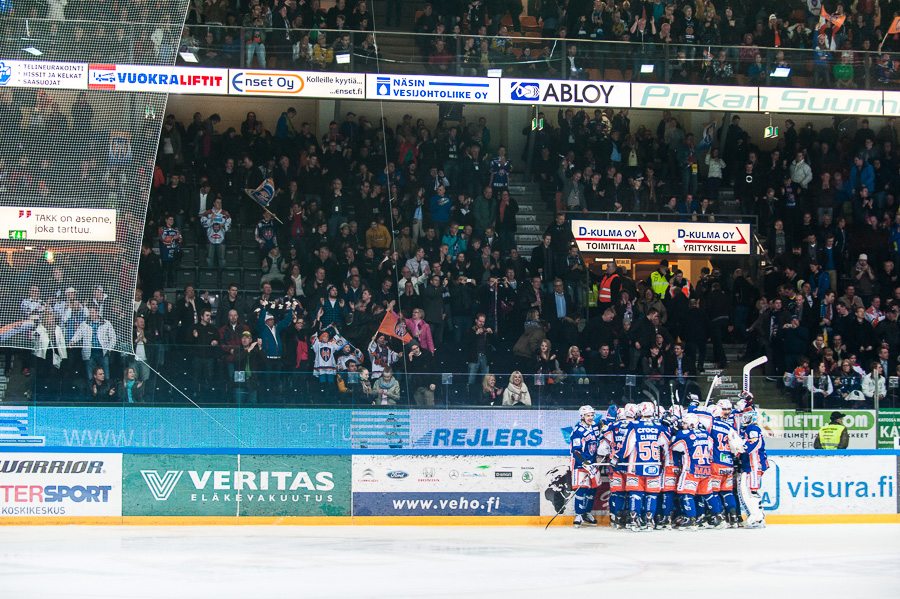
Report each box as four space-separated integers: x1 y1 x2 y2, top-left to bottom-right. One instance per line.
8 230 26 240
653 243 669 253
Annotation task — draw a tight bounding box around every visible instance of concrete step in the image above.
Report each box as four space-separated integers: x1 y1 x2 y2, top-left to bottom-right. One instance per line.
518 224 543 233
517 214 539 223
516 234 543 244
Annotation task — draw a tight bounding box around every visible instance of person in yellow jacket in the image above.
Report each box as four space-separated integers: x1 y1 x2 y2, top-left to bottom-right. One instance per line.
813 411 850 449
649 260 671 299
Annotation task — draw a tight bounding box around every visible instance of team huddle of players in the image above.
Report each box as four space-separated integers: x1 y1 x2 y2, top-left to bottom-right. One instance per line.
569 394 769 530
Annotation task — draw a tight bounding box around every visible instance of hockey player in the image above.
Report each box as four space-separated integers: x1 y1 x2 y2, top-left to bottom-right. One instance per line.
670 413 713 530
706 405 744 528
622 401 669 531
570 405 604 527
605 404 637 528
738 409 769 528
658 405 684 529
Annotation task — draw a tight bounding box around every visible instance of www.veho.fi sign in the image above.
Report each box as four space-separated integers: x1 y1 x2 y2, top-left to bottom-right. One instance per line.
122 454 350 517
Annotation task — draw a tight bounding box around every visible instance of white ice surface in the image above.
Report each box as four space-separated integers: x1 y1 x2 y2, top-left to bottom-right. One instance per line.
0 524 898 598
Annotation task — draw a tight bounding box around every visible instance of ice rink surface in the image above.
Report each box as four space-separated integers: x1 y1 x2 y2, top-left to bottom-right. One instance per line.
1 524 898 598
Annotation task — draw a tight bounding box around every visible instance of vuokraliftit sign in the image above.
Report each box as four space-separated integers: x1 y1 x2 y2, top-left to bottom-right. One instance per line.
122 454 350 517
571 220 751 255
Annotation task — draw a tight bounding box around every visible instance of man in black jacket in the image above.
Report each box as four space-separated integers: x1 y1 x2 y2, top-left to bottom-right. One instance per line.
464 313 495 388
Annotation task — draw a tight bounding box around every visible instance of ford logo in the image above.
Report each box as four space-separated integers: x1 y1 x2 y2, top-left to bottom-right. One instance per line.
387 471 408 479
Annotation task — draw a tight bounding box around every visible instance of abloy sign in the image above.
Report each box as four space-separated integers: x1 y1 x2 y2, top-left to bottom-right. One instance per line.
502 79 629 107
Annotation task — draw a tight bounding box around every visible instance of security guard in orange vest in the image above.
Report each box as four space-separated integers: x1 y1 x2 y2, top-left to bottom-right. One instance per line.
594 261 621 312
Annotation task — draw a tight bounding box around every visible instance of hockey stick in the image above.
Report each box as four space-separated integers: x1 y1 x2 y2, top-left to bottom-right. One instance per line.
545 460 609 530
544 489 578 530
742 356 768 395
704 374 721 407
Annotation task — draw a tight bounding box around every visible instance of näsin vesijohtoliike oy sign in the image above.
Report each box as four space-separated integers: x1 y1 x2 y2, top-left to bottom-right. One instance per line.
571 220 751 255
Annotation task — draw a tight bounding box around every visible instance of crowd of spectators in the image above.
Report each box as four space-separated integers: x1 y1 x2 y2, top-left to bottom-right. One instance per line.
11 0 900 87
7 99 870 410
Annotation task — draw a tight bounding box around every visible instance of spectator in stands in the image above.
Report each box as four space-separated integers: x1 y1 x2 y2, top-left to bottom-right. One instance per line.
70 307 116 381
502 370 531 406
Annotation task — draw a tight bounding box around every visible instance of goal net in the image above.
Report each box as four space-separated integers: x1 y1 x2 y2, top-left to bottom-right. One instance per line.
0 4 190 356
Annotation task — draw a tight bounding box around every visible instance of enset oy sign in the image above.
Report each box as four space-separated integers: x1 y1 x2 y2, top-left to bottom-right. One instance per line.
572 220 751 255
229 70 364 97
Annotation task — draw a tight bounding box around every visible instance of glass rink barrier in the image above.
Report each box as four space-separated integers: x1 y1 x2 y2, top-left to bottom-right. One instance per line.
0 17 897 91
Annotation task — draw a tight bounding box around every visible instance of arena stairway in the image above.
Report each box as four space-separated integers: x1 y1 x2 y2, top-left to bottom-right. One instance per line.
700 343 798 410
510 173 553 253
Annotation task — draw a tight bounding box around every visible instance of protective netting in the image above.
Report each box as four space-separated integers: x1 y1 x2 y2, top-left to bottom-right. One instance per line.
0 4 190 360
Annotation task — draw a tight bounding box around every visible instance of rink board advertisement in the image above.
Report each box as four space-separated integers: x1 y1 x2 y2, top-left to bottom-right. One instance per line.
408 410 577 450
122 454 350 517
23 406 353 449
571 220 751 255
877 409 900 449
352 455 544 516
760 456 897 514
759 410 877 450
0 453 122 517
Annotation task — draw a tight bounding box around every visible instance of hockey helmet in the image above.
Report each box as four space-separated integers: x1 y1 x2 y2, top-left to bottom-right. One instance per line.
624 404 638 420
638 401 655 418
741 410 758 426
716 399 733 415
682 413 700 429
579 405 595 418
710 405 724 419
616 408 626 421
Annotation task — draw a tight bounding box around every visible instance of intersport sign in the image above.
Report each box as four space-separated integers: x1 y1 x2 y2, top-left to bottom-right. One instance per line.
501 79 629 107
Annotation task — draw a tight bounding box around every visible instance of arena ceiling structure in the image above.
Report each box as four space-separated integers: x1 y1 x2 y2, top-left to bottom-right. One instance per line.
0 0 190 353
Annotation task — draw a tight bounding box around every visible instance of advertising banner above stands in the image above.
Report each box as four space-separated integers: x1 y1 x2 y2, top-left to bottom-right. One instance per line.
0 207 116 242
760 455 896 514
500 78 629 107
631 83 759 111
88 64 228 94
0 453 122 518
0 60 87 89
367 73 499 103
229 70 364 97
759 409 877 450
571 220 751 255
759 87 884 116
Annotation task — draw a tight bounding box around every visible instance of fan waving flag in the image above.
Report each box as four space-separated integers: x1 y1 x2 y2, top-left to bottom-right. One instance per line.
889 16 900 34
818 7 846 33
377 311 413 344
244 178 275 208
698 120 716 151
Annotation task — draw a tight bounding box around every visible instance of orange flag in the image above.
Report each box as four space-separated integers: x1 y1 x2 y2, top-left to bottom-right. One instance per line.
889 16 900 35
819 7 846 33
377 311 413 344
